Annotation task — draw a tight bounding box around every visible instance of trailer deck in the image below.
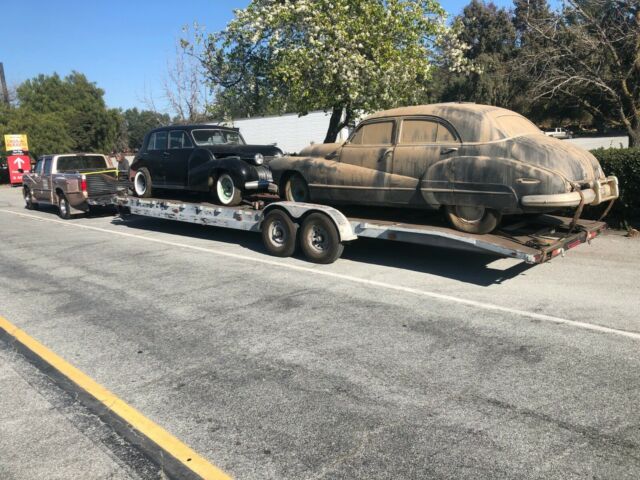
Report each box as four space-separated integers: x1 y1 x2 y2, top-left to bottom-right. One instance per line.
119 196 607 265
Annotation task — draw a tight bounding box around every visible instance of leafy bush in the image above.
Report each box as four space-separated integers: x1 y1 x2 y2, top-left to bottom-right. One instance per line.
590 148 640 228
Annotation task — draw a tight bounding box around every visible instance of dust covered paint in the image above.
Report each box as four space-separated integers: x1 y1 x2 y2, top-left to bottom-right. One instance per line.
268 103 618 228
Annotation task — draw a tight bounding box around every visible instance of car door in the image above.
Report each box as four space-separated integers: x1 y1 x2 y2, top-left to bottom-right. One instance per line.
391 118 459 206
327 119 395 204
30 158 45 200
142 131 168 185
165 130 193 188
40 157 54 202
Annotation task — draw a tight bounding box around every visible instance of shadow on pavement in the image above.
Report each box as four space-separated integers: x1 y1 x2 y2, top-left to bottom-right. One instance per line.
111 214 533 287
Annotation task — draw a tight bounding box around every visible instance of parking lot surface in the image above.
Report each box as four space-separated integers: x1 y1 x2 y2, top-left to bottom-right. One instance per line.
1 184 640 479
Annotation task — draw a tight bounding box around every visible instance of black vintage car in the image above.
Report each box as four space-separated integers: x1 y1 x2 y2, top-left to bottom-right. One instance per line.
130 125 282 205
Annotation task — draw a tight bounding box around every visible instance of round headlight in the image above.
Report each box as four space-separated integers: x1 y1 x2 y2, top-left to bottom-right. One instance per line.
254 153 264 165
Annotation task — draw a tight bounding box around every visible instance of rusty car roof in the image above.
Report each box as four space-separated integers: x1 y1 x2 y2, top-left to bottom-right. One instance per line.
363 103 525 142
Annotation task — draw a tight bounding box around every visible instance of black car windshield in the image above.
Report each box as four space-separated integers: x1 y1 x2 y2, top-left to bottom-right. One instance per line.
57 155 106 171
191 129 245 146
494 115 542 138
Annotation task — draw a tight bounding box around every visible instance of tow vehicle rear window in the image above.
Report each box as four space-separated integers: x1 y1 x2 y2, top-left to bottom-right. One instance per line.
57 156 106 171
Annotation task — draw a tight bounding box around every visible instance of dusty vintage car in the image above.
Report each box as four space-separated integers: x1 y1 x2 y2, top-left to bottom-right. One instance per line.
268 103 619 233
130 125 282 206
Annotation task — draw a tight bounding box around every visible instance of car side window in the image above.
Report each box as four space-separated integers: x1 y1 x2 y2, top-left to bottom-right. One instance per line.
350 121 394 145
43 158 52 175
148 131 168 150
400 120 438 144
35 159 44 175
436 124 457 143
169 131 193 149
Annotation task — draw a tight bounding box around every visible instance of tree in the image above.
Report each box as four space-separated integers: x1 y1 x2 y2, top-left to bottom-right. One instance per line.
122 108 170 150
197 0 447 142
10 72 121 154
523 0 640 145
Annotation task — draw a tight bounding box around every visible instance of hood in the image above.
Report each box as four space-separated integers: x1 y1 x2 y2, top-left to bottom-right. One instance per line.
509 134 603 184
299 143 343 158
201 144 283 159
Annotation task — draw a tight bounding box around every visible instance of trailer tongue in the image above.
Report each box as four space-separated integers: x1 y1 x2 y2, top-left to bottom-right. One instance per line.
119 196 607 265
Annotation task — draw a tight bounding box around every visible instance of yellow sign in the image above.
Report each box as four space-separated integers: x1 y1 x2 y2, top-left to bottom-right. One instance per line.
4 134 29 152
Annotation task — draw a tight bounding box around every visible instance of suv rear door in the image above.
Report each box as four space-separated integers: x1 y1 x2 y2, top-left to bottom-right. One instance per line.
165 130 194 187
142 131 168 185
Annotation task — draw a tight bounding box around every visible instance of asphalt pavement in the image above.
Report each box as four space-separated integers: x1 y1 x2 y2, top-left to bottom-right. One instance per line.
0 184 639 479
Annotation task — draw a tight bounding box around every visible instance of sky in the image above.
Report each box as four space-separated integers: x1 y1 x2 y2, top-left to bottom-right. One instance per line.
1 0 540 112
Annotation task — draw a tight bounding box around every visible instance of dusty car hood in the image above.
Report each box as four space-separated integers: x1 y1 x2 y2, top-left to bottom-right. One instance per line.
299 143 343 158
509 134 602 184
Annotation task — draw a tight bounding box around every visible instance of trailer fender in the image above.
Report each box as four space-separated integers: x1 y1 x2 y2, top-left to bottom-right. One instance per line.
262 202 357 242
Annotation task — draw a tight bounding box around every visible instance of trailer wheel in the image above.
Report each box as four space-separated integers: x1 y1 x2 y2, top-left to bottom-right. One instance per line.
57 193 71 220
444 205 501 234
262 209 298 257
133 168 153 198
299 213 344 264
24 187 37 210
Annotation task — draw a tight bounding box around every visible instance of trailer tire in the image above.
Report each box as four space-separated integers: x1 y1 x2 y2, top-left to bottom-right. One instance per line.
133 168 153 198
24 187 37 210
57 193 71 220
299 213 344 264
445 205 501 234
262 209 298 257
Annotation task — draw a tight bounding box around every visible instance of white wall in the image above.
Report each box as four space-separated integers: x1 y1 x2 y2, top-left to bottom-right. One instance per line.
230 111 350 154
566 136 628 150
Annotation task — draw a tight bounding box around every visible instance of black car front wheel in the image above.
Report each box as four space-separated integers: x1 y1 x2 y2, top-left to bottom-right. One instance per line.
444 205 501 234
214 173 243 206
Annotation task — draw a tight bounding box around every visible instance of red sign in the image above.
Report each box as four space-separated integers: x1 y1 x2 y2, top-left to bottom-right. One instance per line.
7 154 30 184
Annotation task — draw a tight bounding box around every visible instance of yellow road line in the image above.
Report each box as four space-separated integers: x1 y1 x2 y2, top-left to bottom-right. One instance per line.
0 315 232 480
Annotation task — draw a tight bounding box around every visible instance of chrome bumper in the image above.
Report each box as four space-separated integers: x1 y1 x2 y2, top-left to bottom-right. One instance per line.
245 180 279 194
522 176 619 208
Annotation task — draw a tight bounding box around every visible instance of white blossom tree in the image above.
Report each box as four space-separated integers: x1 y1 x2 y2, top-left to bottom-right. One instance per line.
194 0 449 142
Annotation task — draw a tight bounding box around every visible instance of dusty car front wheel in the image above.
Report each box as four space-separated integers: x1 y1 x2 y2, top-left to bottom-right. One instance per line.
214 173 242 206
283 173 310 202
444 205 501 234
133 168 153 198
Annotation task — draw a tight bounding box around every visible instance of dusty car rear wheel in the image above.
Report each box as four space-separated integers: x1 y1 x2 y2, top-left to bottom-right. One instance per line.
24 187 37 210
283 173 310 203
133 168 153 198
57 193 71 220
299 213 344 264
214 173 242 206
262 209 298 257
445 205 501 234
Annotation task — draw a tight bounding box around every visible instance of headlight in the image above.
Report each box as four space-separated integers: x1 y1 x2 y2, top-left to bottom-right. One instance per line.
274 152 283 158
254 153 264 165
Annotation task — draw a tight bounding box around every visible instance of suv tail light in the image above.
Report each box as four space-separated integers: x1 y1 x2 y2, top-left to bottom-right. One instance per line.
81 175 88 196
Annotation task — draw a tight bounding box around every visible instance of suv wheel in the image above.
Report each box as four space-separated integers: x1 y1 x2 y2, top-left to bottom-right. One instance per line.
133 168 153 198
57 193 71 220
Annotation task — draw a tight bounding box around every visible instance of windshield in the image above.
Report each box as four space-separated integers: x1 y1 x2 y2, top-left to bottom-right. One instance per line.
57 155 107 171
191 129 245 146
494 115 542 138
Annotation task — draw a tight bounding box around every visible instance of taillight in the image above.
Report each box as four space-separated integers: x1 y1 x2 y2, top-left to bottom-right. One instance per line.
81 175 87 194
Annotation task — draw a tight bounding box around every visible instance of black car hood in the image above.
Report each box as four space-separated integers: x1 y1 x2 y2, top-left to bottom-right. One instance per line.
200 144 282 159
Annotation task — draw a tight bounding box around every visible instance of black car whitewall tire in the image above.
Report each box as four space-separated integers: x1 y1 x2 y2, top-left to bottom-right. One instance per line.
261 209 298 257
444 205 501 234
57 193 71 220
215 173 242 206
283 173 310 202
299 213 344 264
24 187 37 210
134 168 153 198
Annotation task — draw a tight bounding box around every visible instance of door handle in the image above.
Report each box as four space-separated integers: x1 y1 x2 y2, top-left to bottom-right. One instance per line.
163 151 171 157
440 147 458 155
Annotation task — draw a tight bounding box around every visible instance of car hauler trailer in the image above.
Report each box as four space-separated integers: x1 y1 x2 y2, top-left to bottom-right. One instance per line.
118 196 607 265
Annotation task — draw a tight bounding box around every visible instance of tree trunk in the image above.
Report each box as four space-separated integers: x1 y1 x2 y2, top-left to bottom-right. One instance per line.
628 128 640 148
323 107 345 143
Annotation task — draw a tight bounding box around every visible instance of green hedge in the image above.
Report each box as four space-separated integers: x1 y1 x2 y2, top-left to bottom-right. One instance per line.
590 148 640 228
